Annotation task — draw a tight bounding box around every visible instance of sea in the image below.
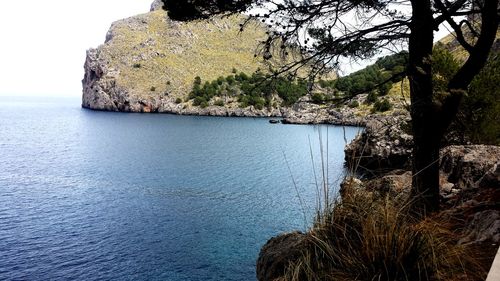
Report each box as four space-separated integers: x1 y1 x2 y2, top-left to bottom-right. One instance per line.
0 96 360 281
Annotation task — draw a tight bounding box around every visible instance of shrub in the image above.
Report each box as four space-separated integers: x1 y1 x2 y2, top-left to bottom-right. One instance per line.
150 86 156 92
236 72 249 81
276 78 308 106
193 96 207 106
378 82 392 96
311 93 326 104
214 99 224 106
461 54 500 144
194 76 202 85
217 76 225 85
200 101 209 108
372 98 392 112
366 91 378 104
318 79 335 89
348 100 359 108
175 98 182 104
226 75 235 85
132 63 141 68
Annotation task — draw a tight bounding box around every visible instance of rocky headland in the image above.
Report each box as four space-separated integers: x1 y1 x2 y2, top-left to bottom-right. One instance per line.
83 1 273 113
82 1 408 126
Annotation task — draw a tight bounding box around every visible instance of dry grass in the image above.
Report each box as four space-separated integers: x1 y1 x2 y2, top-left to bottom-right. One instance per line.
98 10 271 99
280 184 486 281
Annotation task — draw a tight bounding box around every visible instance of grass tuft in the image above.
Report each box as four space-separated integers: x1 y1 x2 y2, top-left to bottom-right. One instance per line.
281 184 485 281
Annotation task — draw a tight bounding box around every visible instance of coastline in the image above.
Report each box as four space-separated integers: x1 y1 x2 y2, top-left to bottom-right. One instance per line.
81 100 368 127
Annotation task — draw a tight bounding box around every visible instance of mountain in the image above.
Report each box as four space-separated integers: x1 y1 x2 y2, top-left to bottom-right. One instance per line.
82 2 280 113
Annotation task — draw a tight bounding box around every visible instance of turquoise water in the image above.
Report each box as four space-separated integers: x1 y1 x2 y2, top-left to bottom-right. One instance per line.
0 97 360 280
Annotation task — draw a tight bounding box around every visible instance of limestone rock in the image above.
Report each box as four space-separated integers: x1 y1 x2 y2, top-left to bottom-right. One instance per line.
150 0 163 11
440 145 500 190
477 163 500 189
256 232 308 281
344 113 413 174
459 210 500 244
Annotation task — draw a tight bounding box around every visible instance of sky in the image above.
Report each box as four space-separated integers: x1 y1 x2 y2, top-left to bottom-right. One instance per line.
0 0 152 97
0 0 454 97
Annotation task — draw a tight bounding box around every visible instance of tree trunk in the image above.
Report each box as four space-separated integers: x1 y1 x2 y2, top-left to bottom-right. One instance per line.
408 0 440 215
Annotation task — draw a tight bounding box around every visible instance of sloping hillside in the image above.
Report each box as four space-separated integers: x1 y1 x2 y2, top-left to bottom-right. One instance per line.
82 4 282 112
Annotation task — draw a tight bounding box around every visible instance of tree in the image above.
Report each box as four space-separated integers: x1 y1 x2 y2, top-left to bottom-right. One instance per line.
162 0 499 215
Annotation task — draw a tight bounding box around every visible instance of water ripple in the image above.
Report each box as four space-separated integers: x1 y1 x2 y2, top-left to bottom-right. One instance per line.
0 97 360 281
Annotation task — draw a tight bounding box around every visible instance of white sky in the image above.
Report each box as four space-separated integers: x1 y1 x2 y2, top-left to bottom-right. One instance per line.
0 0 151 97
0 1 454 97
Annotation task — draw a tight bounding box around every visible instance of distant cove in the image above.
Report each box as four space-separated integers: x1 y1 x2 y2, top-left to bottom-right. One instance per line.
0 97 360 281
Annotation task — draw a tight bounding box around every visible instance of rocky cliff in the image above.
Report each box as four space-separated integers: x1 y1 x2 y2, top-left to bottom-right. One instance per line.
82 2 405 123
82 2 284 113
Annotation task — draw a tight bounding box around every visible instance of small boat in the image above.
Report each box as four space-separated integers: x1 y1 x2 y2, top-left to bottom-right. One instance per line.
269 119 280 124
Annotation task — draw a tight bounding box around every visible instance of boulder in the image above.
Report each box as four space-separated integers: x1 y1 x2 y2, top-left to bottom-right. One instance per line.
440 145 500 190
256 232 308 281
345 114 413 174
150 0 164 11
458 210 500 244
477 163 500 189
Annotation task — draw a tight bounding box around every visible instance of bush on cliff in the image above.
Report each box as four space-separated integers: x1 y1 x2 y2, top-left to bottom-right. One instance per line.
372 98 392 112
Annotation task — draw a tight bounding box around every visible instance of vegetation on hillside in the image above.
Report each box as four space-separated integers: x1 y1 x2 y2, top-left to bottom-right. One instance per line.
186 52 411 111
458 54 500 145
187 70 308 109
98 10 275 99
325 51 408 97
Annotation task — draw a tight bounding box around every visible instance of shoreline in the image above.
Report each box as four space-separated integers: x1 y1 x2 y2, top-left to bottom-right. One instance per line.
81 103 368 127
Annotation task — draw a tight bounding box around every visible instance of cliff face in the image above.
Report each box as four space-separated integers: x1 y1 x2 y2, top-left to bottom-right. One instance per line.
82 4 277 113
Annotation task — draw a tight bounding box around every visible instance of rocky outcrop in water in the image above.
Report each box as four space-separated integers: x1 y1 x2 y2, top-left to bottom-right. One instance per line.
344 113 413 174
256 232 308 281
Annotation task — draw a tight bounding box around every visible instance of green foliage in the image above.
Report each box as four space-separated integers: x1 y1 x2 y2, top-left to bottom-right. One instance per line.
377 82 392 96
193 96 207 106
375 51 408 73
462 54 500 144
217 76 225 85
372 98 392 112
366 91 378 104
318 79 335 89
226 75 235 85
175 97 183 104
133 63 142 68
322 51 407 96
432 46 461 94
188 71 308 108
311 93 326 104
200 101 209 108
214 99 224 106
275 78 308 106
236 72 249 81
348 100 359 108
150 86 156 92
